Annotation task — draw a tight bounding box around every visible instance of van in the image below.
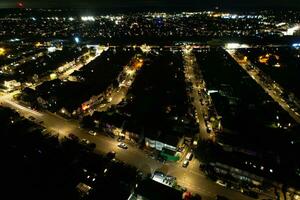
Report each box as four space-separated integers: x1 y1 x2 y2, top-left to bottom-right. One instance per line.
185 152 193 161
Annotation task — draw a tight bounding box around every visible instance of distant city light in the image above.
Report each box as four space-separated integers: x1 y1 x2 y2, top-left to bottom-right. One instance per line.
282 24 300 36
47 47 57 53
9 38 20 42
226 43 250 49
74 37 80 44
17 2 24 8
292 43 300 48
81 16 95 21
0 48 6 56
208 90 218 95
276 22 286 27
68 17 74 21
35 42 42 47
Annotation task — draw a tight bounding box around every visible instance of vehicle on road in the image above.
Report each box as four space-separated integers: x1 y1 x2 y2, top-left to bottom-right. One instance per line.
216 180 227 187
182 159 189 167
118 142 128 149
88 130 97 136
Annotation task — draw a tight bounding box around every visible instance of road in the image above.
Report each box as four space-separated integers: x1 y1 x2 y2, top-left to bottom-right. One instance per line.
182 46 216 142
225 48 300 124
0 93 269 200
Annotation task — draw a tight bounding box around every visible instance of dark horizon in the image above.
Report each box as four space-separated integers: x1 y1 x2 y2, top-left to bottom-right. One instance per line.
1 0 300 10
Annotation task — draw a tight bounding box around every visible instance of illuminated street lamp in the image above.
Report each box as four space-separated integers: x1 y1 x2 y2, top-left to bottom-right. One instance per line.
0 48 6 56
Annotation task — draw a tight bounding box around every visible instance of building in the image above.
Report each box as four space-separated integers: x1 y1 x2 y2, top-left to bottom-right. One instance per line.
128 179 183 200
76 182 92 198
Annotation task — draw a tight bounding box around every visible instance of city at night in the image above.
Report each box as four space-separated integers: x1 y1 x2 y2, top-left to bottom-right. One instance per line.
0 1 300 200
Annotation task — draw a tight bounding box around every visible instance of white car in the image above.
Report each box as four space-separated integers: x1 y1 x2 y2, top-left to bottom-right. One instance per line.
81 138 90 144
216 180 227 187
118 142 128 149
182 159 189 168
88 130 97 136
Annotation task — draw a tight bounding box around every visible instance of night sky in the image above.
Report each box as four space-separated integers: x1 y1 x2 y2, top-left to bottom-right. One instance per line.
0 0 299 9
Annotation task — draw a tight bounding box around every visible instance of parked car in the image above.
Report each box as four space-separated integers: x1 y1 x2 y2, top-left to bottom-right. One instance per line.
106 151 116 160
81 138 90 144
216 180 227 187
182 159 189 167
88 130 97 136
185 152 193 160
118 142 128 149
68 133 78 140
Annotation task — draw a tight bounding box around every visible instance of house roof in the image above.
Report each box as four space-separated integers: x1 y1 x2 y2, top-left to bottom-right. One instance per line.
135 179 182 200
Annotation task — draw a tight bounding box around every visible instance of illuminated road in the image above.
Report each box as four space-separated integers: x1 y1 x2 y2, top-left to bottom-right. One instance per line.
0 94 273 200
225 48 300 124
182 46 215 142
